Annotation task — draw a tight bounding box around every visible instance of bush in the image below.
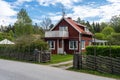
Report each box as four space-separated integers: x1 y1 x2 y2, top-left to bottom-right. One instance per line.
0 40 48 54
86 46 120 57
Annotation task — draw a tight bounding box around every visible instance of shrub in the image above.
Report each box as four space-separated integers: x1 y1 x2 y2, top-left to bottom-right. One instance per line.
86 46 120 57
0 40 48 54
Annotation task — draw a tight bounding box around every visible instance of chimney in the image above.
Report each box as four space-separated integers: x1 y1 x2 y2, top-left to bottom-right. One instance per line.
67 17 72 19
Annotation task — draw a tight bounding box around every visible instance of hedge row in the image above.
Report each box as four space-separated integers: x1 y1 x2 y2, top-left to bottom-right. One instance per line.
86 46 120 57
0 41 48 54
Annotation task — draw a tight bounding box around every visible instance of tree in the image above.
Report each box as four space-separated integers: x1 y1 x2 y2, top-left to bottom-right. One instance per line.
77 17 86 25
33 23 44 35
40 17 52 30
49 24 54 29
8 30 14 40
100 22 108 31
95 33 105 40
14 8 33 37
110 15 120 32
108 33 120 45
85 21 93 32
92 22 96 33
102 26 115 38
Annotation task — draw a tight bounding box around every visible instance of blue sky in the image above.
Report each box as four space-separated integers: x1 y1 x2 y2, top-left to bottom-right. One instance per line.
0 0 120 26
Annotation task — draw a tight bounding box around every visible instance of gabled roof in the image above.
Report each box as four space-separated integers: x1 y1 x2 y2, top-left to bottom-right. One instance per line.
51 17 92 35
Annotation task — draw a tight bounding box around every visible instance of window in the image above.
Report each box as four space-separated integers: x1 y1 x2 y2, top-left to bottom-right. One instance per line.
82 40 85 49
89 41 92 46
59 26 68 31
48 40 55 49
85 27 89 32
69 40 78 50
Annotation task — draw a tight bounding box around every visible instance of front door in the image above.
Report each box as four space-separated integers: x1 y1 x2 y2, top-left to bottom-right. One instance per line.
57 40 64 54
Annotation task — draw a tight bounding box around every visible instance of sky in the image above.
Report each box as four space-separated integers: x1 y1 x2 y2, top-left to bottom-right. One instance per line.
0 0 120 26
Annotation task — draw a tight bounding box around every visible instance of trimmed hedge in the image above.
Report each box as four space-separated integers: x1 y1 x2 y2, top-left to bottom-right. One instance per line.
86 46 120 57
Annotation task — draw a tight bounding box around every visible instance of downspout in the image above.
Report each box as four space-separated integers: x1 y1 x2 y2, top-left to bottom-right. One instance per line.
79 33 82 54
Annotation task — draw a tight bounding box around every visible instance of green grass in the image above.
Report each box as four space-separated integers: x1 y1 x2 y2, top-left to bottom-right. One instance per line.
0 54 73 65
47 54 73 64
68 67 120 79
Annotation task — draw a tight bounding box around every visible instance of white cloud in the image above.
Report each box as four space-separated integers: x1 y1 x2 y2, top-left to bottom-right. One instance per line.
98 2 120 22
0 0 17 26
37 0 82 8
107 0 120 3
14 0 33 5
62 0 120 23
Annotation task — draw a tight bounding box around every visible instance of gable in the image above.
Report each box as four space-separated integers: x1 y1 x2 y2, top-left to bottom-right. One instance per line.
50 17 92 36
51 17 81 33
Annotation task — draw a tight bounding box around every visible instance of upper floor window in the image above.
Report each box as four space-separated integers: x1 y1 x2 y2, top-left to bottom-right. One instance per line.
85 27 89 32
59 26 68 31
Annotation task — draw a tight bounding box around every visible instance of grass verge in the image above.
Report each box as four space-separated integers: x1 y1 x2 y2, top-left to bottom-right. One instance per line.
68 67 120 79
0 54 73 65
50 54 73 63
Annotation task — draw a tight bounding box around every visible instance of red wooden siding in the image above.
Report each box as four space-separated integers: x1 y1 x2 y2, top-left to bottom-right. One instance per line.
45 17 93 54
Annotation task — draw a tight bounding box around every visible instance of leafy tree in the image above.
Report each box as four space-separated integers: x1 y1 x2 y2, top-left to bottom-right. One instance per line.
33 23 44 36
40 17 52 30
14 8 33 37
8 30 14 40
0 33 3 40
110 15 120 32
108 33 120 45
95 33 105 40
102 26 115 38
100 22 108 31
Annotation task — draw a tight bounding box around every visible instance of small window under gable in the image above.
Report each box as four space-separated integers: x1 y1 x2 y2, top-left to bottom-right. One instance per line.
48 40 55 50
59 26 68 31
85 27 89 32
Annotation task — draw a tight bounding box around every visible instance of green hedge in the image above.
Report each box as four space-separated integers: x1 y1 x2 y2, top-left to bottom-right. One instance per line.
86 46 120 57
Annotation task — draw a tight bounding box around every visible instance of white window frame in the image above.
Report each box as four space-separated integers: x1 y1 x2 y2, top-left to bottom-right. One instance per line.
82 40 85 49
48 40 55 50
69 40 78 50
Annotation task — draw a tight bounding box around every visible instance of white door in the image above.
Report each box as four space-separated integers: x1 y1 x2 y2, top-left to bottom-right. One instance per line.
57 40 64 54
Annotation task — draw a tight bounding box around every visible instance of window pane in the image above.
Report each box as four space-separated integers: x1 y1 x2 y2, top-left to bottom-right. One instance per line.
69 40 78 50
48 41 54 49
59 26 68 31
82 40 85 49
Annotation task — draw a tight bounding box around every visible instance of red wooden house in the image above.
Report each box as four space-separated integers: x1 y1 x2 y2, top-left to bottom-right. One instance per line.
44 17 93 54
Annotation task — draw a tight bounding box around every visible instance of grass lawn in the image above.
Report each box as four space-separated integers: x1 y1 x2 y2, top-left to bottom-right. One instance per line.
0 54 73 65
68 67 120 79
46 54 73 64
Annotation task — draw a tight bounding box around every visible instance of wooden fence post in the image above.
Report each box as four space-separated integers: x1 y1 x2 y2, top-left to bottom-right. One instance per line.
73 52 82 69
